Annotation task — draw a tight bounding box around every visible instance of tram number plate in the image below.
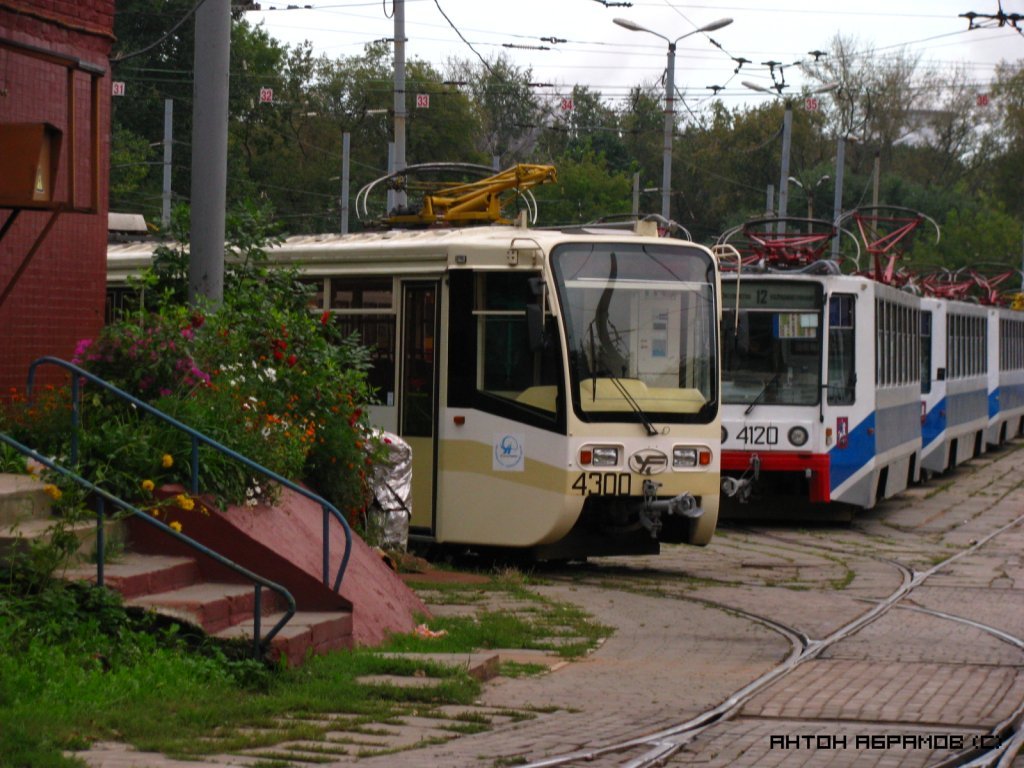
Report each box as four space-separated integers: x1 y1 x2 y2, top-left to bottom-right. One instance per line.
572 472 633 496
736 425 779 446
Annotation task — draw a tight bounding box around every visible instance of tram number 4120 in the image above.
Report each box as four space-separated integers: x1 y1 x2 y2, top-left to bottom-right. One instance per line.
572 472 633 496
736 425 779 446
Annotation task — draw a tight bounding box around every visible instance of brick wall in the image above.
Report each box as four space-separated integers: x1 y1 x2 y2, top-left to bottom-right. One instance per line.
0 1 114 395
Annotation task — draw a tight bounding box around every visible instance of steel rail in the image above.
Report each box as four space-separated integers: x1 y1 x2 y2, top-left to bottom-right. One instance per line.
519 510 1024 768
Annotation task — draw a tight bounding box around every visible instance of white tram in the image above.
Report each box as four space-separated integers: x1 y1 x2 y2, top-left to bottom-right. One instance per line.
919 297 990 475
108 221 723 559
716 206 1024 510
988 306 1024 447
720 270 923 508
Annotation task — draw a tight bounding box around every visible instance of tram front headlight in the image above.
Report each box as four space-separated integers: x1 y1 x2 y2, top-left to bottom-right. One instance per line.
673 446 712 468
580 446 619 466
788 426 809 447
721 426 728 443
674 447 698 467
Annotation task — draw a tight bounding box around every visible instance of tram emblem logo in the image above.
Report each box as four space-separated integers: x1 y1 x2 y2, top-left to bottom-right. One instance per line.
493 433 525 472
629 449 668 475
836 417 849 449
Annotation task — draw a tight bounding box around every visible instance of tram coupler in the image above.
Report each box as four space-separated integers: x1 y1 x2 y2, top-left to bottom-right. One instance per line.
721 454 760 503
640 479 703 538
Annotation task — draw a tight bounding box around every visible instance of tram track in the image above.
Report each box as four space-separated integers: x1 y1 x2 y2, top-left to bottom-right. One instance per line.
520 511 1024 768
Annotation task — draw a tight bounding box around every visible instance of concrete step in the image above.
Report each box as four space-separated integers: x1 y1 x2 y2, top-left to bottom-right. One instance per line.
0 515 126 564
216 610 354 665
63 553 202 598
125 580 291 634
0 473 51 527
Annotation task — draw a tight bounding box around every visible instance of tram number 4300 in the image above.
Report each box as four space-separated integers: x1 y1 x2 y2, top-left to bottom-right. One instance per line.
572 472 633 496
736 425 779 446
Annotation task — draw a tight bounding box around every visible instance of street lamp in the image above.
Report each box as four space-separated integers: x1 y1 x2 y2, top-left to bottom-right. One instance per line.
615 16 733 221
742 81 838 231
788 174 830 223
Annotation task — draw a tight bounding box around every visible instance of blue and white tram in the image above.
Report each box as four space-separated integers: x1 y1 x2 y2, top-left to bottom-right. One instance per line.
919 297 989 474
987 306 1024 446
721 271 923 508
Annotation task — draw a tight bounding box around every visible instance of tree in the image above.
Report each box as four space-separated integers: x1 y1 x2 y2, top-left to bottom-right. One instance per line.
976 60 1024 219
538 85 630 174
618 85 663 203
111 5 291 226
447 55 543 165
532 149 634 225
404 59 484 166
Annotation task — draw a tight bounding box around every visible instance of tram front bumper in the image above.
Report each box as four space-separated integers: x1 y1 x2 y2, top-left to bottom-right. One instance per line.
721 451 831 503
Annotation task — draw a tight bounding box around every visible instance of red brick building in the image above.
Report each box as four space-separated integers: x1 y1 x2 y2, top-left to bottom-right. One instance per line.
0 1 114 394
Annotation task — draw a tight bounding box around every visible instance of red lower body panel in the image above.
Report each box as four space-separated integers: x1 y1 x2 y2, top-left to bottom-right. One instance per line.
722 450 832 503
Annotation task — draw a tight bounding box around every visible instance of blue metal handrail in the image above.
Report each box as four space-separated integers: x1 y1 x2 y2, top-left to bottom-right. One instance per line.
26 356 353 592
0 432 296 658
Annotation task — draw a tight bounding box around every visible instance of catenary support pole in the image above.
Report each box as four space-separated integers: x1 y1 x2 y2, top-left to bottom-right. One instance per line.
340 132 350 234
189 0 229 305
831 136 845 261
393 0 407 210
777 102 792 233
161 98 172 229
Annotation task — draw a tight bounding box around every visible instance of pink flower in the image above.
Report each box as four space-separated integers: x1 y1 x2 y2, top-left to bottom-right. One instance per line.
71 338 93 365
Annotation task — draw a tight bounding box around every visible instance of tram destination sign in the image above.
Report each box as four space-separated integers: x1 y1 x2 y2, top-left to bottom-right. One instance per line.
722 281 820 310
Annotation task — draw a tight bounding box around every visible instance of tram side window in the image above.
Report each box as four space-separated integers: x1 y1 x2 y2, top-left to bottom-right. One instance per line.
981 317 990 374
828 294 855 405
920 312 932 394
947 315 958 379
1002 318 1024 371
323 277 397 405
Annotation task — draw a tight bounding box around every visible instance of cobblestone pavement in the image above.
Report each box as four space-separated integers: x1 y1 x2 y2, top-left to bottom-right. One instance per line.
77 440 1024 768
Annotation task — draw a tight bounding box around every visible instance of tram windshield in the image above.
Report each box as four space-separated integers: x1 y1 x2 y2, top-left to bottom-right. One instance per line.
551 242 717 424
721 281 823 408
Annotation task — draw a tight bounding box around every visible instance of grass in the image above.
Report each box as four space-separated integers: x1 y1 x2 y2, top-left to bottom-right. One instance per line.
0 561 608 767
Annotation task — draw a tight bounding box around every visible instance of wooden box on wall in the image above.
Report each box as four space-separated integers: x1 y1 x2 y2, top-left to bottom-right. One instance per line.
0 123 63 207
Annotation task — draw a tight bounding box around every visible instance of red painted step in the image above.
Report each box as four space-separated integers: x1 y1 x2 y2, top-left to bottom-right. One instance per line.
64 553 354 665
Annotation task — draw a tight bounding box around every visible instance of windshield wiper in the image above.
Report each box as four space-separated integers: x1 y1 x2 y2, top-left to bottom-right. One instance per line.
744 373 781 415
607 374 658 436
585 322 657 435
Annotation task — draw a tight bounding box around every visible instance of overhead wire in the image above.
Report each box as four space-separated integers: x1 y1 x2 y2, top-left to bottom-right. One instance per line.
430 0 494 75
112 0 209 64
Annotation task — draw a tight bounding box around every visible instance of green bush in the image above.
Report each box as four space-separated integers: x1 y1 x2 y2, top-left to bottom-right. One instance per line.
1 201 382 519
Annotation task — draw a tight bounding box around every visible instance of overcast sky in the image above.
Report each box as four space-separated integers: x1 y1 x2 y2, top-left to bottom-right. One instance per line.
245 0 1024 112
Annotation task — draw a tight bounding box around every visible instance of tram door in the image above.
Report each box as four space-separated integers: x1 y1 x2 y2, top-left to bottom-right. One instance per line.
400 282 439 532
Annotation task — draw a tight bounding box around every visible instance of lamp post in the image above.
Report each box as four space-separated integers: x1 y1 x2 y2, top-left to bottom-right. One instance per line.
614 16 733 221
788 173 830 228
742 81 838 232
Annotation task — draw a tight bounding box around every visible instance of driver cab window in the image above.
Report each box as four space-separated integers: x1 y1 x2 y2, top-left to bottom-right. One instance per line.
474 272 560 412
447 270 564 432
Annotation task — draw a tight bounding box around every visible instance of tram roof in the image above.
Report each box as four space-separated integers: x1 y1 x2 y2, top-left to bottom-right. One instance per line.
109 223 709 281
